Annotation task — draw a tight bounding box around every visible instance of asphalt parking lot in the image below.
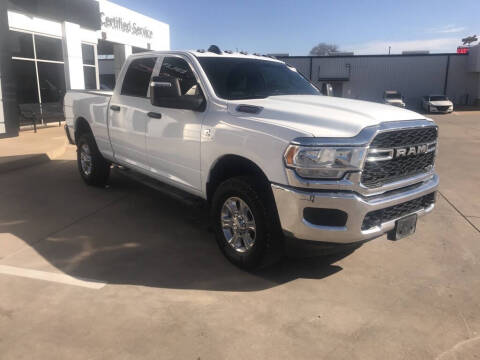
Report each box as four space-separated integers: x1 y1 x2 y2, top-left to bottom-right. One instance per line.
1 111 479 360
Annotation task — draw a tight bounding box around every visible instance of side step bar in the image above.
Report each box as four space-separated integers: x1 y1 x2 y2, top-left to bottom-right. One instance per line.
113 166 205 208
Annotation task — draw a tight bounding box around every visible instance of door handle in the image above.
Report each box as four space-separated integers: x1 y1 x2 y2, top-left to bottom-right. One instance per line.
110 105 121 111
147 112 162 119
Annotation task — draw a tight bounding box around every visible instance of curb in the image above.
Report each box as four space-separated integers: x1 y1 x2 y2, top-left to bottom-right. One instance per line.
0 139 70 175
0 154 52 174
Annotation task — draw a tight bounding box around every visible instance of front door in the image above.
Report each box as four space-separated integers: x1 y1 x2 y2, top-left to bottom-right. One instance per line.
146 55 205 192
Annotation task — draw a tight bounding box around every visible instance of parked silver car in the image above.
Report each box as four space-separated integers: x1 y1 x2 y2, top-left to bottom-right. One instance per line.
383 91 405 108
422 95 453 113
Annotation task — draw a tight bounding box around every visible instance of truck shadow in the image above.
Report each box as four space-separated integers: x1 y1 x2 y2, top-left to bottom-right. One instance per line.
0 159 359 292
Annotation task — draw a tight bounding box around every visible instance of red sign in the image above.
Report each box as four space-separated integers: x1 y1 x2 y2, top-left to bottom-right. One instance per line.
457 46 469 54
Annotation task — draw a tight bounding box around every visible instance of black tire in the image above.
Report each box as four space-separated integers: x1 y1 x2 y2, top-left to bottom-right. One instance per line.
211 176 283 270
77 133 110 186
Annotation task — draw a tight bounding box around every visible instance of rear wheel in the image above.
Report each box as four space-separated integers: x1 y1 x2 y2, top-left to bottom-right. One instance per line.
77 133 110 186
211 176 283 270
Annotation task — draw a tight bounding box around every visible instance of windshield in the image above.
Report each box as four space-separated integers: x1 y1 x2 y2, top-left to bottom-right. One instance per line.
385 93 402 99
197 57 320 100
430 95 448 101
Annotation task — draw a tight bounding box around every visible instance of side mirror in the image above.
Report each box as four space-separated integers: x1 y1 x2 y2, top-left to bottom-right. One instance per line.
150 75 205 111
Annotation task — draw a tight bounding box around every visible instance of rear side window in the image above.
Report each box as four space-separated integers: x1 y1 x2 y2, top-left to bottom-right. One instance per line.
121 57 156 97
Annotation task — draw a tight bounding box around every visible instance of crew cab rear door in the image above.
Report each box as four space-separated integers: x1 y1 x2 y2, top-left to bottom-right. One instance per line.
108 56 159 170
145 55 206 193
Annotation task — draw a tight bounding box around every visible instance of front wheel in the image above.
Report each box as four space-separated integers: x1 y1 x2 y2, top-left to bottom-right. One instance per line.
211 176 283 270
77 133 110 186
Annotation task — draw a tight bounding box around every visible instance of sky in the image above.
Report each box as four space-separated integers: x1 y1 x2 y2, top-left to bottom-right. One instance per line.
113 0 479 55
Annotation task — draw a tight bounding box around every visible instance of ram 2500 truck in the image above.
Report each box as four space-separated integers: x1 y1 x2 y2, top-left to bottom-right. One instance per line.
64 48 439 269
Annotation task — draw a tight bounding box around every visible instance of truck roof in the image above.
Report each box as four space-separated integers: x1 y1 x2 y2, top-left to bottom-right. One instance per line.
131 49 284 63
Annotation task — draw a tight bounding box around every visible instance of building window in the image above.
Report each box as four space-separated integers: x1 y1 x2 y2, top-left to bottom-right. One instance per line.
9 30 66 125
35 35 63 61
9 31 34 58
82 43 99 90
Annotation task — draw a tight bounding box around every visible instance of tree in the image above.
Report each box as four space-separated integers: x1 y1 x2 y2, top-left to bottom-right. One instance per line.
309 43 339 56
462 35 478 46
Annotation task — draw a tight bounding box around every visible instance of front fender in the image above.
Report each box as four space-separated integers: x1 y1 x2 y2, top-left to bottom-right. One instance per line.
201 110 311 196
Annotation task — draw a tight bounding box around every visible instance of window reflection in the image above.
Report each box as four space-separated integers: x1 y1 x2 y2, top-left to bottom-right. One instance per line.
84 66 97 89
12 60 41 125
35 35 63 61
37 62 66 122
9 31 34 58
37 62 66 103
82 44 95 65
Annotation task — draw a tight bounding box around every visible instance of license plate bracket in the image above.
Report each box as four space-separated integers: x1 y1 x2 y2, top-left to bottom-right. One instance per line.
388 214 417 241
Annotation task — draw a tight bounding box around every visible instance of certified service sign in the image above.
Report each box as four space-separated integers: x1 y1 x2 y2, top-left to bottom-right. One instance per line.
100 12 153 39
98 0 170 50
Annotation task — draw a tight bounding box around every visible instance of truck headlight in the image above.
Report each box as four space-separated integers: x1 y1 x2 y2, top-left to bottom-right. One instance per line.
284 145 366 179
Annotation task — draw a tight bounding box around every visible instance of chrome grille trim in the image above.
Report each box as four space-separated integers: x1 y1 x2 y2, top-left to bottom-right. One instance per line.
361 126 438 188
285 119 438 197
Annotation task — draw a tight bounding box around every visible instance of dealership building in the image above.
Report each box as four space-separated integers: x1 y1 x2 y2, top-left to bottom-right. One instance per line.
0 0 169 137
278 46 480 107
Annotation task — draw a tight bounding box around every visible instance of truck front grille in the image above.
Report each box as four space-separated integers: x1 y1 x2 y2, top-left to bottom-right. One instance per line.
361 192 436 230
369 127 438 148
361 126 438 188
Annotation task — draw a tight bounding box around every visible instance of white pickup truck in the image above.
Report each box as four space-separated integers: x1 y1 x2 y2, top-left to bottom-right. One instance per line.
64 48 439 269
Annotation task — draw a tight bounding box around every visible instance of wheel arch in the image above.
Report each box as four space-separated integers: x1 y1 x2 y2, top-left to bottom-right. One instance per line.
74 117 92 143
206 154 271 203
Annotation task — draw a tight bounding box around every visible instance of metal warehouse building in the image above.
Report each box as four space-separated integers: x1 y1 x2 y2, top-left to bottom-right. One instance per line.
278 45 480 108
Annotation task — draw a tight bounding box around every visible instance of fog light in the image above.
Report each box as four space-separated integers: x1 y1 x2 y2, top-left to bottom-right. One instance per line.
303 208 348 227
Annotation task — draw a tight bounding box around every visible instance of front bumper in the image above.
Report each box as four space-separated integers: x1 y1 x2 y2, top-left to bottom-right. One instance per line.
429 106 453 113
272 174 439 244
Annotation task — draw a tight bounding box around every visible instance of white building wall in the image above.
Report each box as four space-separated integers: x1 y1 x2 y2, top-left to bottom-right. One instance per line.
62 22 85 90
8 11 63 37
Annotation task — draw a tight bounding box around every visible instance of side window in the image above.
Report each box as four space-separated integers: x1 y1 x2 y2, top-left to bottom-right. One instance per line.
158 57 199 96
121 57 156 97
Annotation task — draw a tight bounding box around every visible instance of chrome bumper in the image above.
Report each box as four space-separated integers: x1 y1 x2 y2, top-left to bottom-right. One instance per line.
272 174 439 244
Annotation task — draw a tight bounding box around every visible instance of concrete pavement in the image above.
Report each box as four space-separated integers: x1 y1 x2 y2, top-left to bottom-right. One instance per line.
0 112 479 359
0 125 68 174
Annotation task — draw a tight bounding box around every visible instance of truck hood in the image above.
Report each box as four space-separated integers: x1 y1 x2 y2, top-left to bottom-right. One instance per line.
227 95 427 138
